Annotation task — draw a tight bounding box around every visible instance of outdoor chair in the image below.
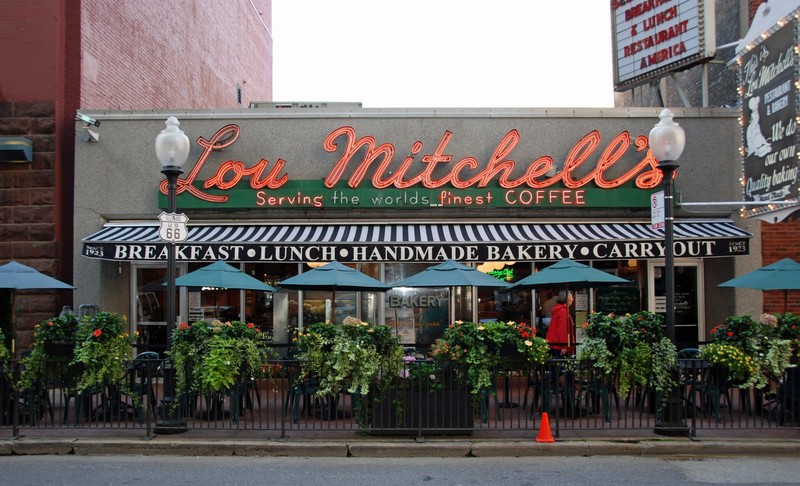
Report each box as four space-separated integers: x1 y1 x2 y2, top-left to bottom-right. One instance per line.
129 351 160 424
677 347 702 417
574 372 618 423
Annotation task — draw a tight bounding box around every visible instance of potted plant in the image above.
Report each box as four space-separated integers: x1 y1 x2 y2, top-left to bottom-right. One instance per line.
429 320 549 396
368 321 549 433
72 311 134 393
168 319 271 420
17 313 81 397
297 317 404 397
169 320 213 403
577 311 678 402
199 320 269 393
704 313 796 390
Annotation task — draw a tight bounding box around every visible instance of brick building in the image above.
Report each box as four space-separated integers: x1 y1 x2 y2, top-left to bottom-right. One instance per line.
0 0 273 353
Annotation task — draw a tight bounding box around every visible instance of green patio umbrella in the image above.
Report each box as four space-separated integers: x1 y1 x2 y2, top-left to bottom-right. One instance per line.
0 260 75 353
718 258 800 312
392 259 512 289
174 260 276 322
509 258 630 290
278 261 390 323
174 260 277 292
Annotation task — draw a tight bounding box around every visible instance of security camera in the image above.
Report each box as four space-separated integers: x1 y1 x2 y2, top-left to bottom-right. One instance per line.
84 126 99 143
76 113 100 127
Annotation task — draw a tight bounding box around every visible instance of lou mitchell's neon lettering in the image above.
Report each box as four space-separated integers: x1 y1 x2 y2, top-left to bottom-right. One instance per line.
163 125 665 203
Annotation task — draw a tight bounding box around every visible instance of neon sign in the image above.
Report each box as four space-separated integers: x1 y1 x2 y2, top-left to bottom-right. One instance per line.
162 124 663 206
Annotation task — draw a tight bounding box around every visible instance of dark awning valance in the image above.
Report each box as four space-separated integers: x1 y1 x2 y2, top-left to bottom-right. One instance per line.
81 220 751 263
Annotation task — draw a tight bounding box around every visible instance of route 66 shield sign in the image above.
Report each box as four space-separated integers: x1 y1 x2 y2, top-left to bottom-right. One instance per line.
158 211 189 243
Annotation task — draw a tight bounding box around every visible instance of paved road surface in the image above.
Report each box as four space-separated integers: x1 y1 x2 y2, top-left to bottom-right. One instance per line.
2 455 800 485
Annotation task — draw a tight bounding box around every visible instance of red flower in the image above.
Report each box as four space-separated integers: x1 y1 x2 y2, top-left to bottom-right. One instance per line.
247 323 255 328
727 331 734 337
179 322 189 331
47 321 54 327
711 326 718 334
93 328 102 338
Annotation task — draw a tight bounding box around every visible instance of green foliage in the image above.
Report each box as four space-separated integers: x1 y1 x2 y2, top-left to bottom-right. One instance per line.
710 315 773 357
169 319 271 395
72 312 133 393
18 314 81 393
577 312 677 398
700 343 761 388
297 317 404 397
430 320 549 395
0 328 9 364
706 313 798 389
402 359 445 391
17 345 47 393
775 313 800 356
32 314 80 345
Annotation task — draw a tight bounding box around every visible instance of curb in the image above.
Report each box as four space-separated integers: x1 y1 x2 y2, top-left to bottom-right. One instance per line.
3 437 800 458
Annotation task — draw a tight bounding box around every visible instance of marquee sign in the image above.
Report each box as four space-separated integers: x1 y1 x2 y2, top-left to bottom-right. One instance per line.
159 124 667 210
612 0 716 91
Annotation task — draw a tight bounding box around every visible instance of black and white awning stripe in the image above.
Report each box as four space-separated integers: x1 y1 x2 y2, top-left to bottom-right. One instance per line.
84 221 750 245
81 220 751 262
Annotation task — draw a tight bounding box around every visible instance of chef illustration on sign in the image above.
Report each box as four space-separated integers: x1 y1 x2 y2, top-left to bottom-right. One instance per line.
745 96 772 157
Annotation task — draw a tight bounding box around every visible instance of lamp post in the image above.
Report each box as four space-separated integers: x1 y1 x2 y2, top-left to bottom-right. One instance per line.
155 116 190 431
649 108 687 434
648 109 686 343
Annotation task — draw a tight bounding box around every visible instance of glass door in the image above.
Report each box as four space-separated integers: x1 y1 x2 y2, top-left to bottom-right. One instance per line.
647 259 705 349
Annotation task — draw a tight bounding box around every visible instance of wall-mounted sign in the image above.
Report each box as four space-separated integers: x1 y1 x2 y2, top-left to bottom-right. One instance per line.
159 124 666 210
612 0 716 91
739 21 799 218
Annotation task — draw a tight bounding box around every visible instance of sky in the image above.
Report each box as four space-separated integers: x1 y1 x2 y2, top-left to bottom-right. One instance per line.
272 1 615 108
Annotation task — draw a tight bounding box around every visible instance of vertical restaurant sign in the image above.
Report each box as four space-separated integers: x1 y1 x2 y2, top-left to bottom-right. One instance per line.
612 0 715 91
739 21 799 217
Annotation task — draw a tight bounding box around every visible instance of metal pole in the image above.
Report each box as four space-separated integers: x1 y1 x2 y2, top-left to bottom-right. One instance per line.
165 168 178 351
661 161 678 344
155 167 187 432
655 160 687 435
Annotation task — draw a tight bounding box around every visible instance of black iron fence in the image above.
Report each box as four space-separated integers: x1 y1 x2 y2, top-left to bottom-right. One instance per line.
2 357 798 438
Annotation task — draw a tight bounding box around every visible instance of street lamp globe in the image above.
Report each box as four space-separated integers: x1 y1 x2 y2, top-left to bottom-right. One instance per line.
155 116 190 172
648 109 686 164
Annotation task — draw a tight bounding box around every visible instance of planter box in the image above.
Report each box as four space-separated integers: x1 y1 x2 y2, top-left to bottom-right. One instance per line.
43 343 75 359
367 388 474 435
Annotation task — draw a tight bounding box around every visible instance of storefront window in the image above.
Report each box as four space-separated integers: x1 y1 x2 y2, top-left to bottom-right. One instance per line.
244 262 298 346
134 266 172 354
385 263 449 346
477 262 532 324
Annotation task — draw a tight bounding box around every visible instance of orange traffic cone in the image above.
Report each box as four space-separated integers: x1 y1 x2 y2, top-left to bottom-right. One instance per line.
536 412 556 443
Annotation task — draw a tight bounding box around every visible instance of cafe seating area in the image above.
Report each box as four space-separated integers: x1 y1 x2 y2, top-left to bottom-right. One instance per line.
2 356 799 439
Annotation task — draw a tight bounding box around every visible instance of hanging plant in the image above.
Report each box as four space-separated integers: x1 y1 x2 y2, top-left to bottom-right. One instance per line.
72 312 134 393
297 317 404 397
577 312 677 399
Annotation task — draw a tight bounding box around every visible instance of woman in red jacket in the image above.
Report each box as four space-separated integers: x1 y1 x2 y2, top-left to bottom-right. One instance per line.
545 290 575 357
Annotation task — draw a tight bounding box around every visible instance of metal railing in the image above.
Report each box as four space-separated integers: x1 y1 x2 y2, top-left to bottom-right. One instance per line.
2 357 798 438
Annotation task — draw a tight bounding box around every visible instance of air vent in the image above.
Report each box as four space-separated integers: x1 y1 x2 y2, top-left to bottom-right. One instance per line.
0 137 33 163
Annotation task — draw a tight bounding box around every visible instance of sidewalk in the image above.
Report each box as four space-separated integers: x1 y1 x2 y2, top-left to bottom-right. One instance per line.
3 428 800 457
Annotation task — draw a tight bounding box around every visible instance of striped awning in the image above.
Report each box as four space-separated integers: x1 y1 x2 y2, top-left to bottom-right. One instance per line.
81 220 751 263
